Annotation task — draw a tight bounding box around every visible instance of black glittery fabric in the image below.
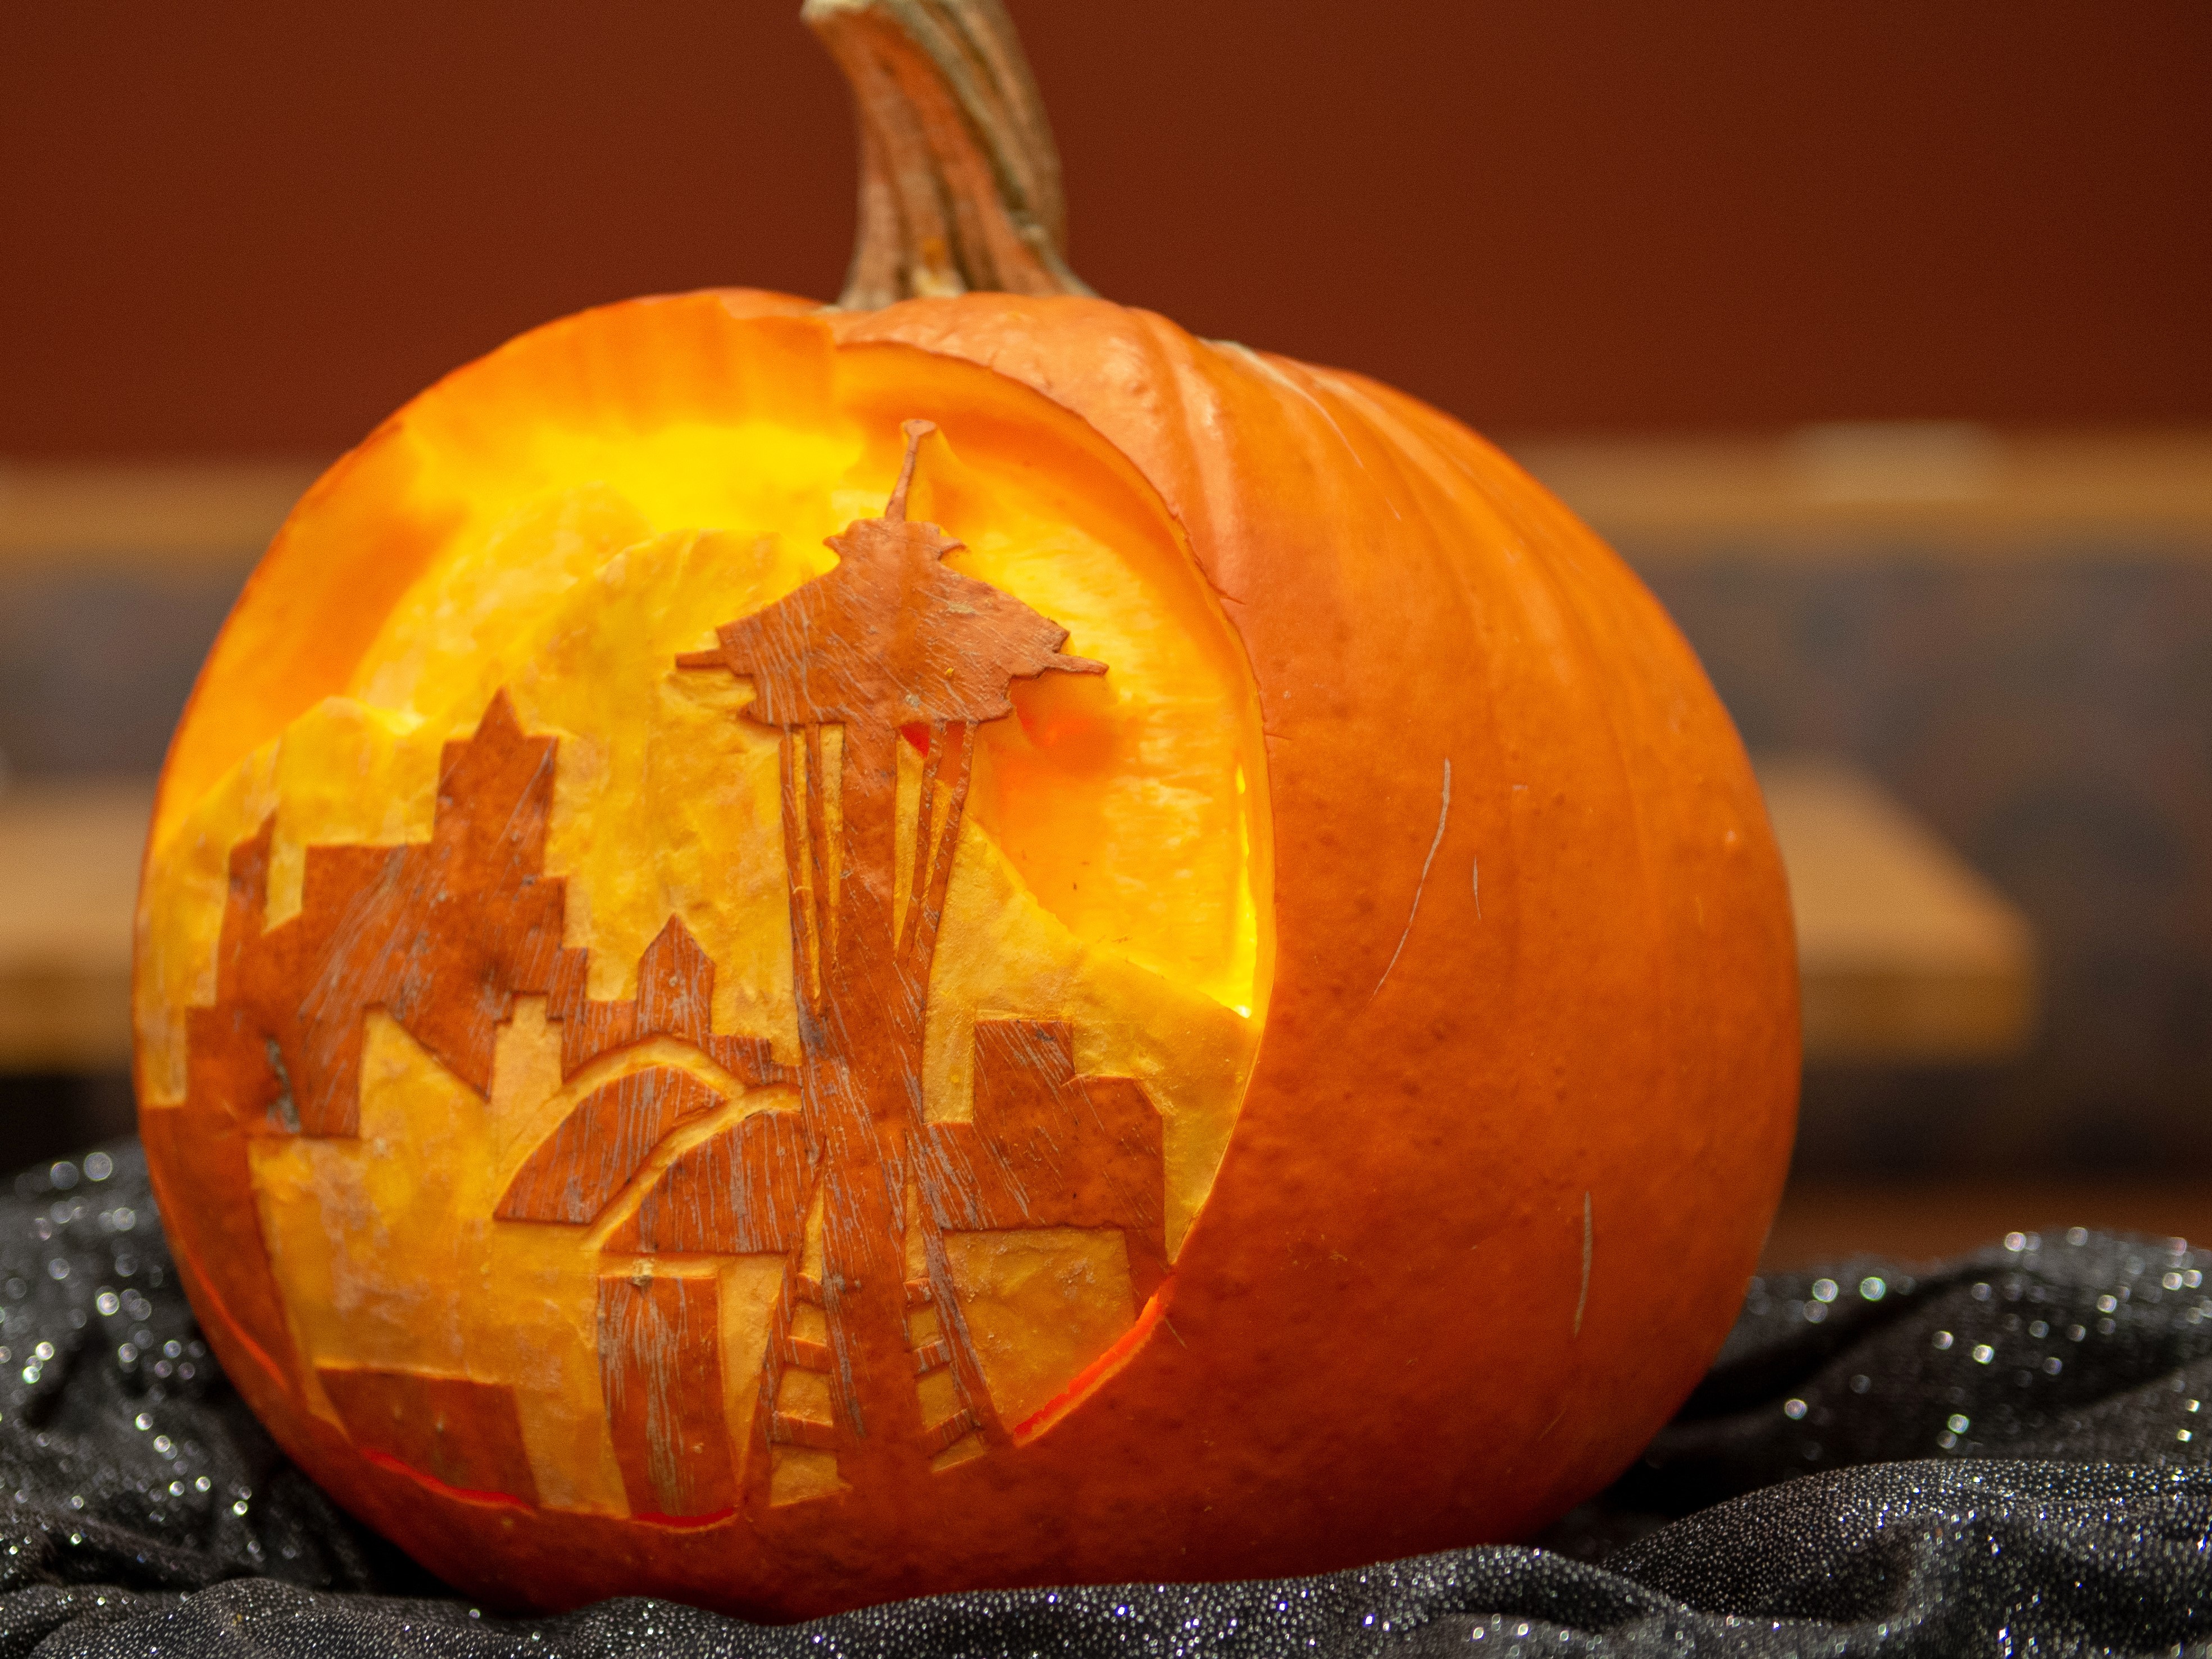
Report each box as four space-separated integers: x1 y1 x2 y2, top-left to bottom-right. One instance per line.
1 1145 2206 1656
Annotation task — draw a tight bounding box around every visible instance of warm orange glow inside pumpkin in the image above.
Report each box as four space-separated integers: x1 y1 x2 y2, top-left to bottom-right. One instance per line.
136 298 1276 1524
144 308 1271 1082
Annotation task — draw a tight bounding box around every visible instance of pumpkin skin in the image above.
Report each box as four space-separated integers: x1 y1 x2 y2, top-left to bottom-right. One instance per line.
133 10 1796 1624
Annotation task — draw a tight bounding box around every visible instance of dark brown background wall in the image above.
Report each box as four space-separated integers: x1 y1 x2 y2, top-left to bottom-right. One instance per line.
4 1 2207 456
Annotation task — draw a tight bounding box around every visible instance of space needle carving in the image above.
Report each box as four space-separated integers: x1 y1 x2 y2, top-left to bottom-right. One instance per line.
673 421 1170 1500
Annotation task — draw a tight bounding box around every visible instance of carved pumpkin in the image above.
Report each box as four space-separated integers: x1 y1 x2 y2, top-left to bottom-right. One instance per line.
134 0 1796 1620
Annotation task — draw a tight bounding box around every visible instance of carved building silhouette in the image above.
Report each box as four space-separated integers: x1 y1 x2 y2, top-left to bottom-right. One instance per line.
170 427 1169 1517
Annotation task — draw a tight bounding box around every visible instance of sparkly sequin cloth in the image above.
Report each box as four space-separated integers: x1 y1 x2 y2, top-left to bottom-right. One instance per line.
0 1145 2204 1656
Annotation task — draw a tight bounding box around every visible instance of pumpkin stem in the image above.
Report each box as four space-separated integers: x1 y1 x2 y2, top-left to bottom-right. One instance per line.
802 0 1092 308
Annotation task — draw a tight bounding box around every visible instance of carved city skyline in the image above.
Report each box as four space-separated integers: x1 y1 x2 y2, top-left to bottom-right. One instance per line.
178 422 1171 1518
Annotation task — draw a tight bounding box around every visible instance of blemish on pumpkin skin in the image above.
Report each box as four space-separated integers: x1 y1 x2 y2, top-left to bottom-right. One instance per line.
1213 343 1404 525
1372 758 1452 999
1574 1191 1593 1338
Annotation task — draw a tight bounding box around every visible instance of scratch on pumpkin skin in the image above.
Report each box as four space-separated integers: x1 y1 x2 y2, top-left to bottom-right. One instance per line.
1217 342 1404 523
1574 1191 1592 1337
1371 758 1451 999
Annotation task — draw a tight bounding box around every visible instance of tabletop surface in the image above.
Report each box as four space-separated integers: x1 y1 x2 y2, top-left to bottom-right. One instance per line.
0 757 2035 1073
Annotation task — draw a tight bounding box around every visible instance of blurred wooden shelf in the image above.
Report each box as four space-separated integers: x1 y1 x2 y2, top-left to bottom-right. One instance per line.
0 780 150 1070
1510 425 2212 562
10 431 2209 577
1764 1181 2212 1269
8 430 2211 567
0 758 2033 1075
1756 756 2036 1065
0 459 320 572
